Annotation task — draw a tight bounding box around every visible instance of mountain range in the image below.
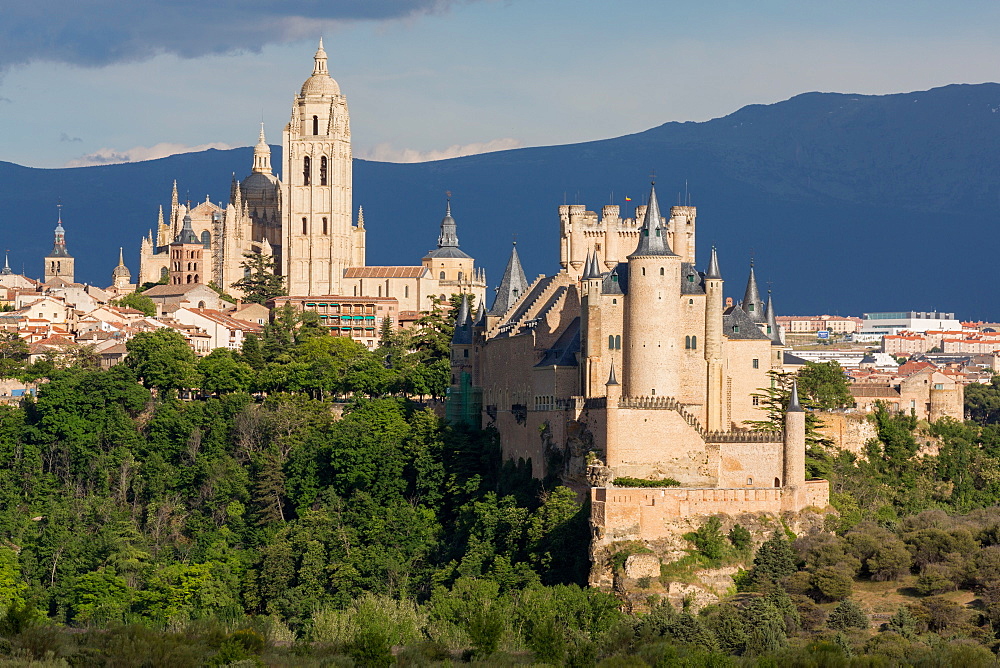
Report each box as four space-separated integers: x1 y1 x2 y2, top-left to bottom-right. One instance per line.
3 83 1000 318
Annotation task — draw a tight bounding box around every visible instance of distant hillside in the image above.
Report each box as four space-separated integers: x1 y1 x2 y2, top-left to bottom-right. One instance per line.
3 83 1000 317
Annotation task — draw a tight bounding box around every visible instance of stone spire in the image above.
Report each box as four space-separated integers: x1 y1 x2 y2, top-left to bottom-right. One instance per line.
357 205 365 228
706 245 722 280
788 380 804 412
313 37 329 76
437 197 459 248
252 123 272 175
112 247 131 284
489 242 529 316
741 262 765 322
629 182 676 258
1 252 11 275
764 290 781 344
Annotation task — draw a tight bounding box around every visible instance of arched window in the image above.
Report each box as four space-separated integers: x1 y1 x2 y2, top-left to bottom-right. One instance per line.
302 217 307 235
608 335 614 349
322 217 328 235
615 335 621 349
378 285 382 297
774 478 780 488
186 275 192 284
198 301 206 309
200 230 211 248
320 156 328 185
691 335 697 349
404 285 409 298
312 115 319 135
457 271 463 280
303 156 311 185
160 267 168 279
193 275 199 283
660 267 664 276
641 267 646 276
684 335 691 349
651 389 656 396
439 271 445 280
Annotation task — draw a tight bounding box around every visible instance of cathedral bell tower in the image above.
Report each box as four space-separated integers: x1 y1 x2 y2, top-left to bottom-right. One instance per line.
282 38 360 296
44 206 75 284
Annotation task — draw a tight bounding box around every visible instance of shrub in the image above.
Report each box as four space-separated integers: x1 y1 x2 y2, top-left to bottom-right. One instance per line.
684 516 728 561
728 524 752 552
810 566 854 602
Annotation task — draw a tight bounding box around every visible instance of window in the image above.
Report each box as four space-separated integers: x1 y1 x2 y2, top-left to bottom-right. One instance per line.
691 335 697 349
404 285 409 298
689 299 693 304
458 271 463 280
303 156 311 185
615 335 621 349
464 349 469 358
312 115 319 135
748 303 755 312
774 478 780 487
651 389 656 395
641 267 646 276
752 396 760 406
733 325 739 333
934 383 944 390
687 274 694 282
752 358 759 369
612 299 617 304
322 217 328 235
747 477 753 485
685 335 691 349
659 267 664 276
609 335 615 350
439 271 445 280
320 156 328 185
302 217 307 235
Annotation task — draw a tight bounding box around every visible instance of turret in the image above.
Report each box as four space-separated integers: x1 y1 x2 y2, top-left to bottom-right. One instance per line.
581 249 605 396
623 182 682 398
111 247 131 290
252 123 273 175
604 362 621 468
704 246 725 431
783 380 807 509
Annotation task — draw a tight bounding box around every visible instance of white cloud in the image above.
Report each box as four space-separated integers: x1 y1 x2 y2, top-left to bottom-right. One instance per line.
358 137 522 163
65 142 234 167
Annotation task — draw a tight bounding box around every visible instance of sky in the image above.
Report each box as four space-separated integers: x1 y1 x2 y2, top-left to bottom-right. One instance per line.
2 0 1000 168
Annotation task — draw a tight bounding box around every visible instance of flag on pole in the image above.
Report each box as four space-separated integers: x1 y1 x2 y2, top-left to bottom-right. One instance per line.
624 196 632 201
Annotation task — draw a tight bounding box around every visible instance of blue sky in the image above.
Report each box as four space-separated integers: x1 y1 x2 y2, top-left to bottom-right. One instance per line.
2 0 1000 168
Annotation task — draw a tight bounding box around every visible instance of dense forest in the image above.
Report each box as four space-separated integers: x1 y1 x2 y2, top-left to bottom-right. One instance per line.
4 308 1000 665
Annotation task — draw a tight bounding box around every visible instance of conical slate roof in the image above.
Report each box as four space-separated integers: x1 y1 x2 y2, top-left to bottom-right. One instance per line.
741 263 765 323
628 183 676 258
489 243 529 316
788 380 804 412
764 291 781 345
706 246 722 280
473 299 486 327
452 295 473 345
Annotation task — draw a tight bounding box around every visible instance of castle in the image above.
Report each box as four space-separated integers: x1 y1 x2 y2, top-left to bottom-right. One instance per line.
450 183 830 563
136 40 486 315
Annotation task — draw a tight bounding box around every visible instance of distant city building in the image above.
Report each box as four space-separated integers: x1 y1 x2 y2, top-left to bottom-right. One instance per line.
857 311 962 341
43 209 74 285
775 315 862 334
268 295 399 349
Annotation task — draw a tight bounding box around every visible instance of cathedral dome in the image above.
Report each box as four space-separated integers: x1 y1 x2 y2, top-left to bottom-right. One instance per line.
240 172 280 203
301 74 341 97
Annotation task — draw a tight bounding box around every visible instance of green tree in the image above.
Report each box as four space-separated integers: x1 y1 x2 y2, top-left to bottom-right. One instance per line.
744 530 797 590
197 348 254 395
232 251 285 305
126 329 199 394
111 292 157 317
0 331 29 379
798 361 852 409
965 376 1000 425
827 599 869 630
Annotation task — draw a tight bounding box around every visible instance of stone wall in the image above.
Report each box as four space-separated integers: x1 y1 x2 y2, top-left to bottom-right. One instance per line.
591 479 831 548
814 411 878 456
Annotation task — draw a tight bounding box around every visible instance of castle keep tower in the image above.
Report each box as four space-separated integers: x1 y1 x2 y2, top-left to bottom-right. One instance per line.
44 208 74 284
623 184 682 398
283 38 363 295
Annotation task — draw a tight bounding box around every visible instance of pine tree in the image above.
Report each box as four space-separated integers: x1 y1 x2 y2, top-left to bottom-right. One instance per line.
232 251 286 304
744 530 797 590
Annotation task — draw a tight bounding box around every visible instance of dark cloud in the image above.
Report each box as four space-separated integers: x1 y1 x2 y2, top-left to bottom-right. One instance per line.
59 133 82 142
0 1 473 71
